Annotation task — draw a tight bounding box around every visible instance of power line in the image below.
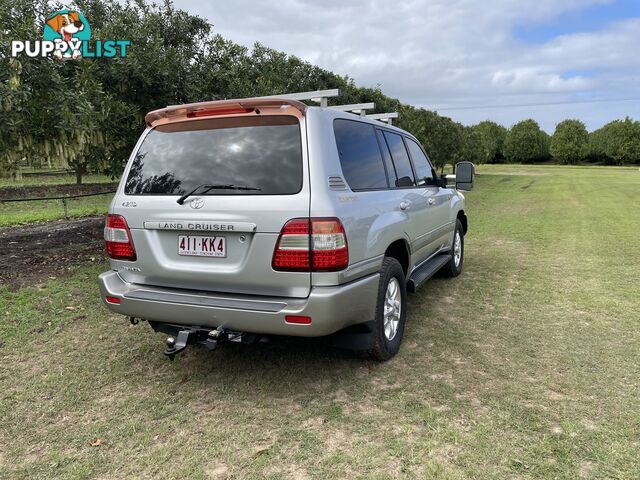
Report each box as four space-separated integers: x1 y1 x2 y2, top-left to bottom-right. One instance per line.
432 97 640 111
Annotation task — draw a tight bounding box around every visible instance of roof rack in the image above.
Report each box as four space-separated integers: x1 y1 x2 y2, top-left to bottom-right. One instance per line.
366 112 399 125
267 89 340 107
329 102 375 116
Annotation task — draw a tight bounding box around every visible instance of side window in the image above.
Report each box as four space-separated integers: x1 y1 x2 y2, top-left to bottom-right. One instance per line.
334 119 389 190
376 129 398 187
405 138 435 186
383 131 416 187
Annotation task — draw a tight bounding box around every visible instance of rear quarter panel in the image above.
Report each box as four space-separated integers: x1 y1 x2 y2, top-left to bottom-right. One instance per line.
306 109 412 286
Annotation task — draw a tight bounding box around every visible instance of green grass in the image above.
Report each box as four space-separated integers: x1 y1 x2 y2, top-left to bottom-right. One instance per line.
0 194 112 226
0 174 114 187
0 173 115 226
1 165 639 478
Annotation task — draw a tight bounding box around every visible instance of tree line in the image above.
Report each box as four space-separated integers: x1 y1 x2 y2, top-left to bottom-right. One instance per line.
468 117 640 166
2 0 639 184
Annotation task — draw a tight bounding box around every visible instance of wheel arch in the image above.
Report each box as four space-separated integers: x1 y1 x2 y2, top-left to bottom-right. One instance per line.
384 239 411 278
457 210 468 235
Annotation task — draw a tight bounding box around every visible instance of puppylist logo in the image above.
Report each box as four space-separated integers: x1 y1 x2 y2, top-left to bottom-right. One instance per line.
11 9 130 60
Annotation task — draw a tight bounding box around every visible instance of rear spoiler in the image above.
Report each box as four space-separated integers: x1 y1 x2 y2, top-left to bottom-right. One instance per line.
144 89 400 127
145 98 308 127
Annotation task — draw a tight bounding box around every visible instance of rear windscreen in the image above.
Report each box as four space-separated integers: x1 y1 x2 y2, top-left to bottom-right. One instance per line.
125 116 303 195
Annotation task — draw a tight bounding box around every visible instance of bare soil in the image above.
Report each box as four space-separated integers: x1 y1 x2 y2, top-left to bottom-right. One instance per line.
0 216 105 288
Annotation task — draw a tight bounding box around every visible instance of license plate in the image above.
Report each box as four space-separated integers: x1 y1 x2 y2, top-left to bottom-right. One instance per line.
178 235 226 257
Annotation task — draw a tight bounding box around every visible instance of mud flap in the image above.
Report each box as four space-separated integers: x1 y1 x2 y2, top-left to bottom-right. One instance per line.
332 321 375 351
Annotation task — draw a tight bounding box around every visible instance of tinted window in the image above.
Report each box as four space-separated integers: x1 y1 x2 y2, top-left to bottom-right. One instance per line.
334 119 388 190
383 131 415 187
405 138 435 186
376 129 398 187
125 116 302 195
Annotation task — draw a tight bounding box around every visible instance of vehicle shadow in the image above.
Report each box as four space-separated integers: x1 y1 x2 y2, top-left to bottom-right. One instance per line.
153 333 375 400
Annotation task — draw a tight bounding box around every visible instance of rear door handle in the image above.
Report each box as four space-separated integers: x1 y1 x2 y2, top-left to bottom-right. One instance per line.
400 201 411 211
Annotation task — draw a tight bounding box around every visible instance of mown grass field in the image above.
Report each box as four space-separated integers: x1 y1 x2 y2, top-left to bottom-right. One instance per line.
1 165 639 479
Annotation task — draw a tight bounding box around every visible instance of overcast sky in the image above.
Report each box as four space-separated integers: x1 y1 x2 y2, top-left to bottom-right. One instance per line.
174 0 640 132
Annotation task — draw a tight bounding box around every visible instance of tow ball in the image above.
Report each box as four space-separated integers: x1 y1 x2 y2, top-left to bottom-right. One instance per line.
164 329 193 359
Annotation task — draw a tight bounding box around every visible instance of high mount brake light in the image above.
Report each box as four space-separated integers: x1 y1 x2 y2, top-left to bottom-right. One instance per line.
186 106 255 118
104 214 137 261
272 218 348 272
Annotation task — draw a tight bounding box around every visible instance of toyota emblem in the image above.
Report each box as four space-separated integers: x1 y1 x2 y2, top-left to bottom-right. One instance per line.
190 197 204 209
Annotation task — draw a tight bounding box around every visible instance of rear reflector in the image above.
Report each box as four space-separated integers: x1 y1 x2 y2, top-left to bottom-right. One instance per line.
272 218 348 272
105 214 137 261
105 296 121 305
285 315 312 325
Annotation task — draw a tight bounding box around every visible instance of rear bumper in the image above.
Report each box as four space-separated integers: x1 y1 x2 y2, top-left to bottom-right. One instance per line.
98 270 379 336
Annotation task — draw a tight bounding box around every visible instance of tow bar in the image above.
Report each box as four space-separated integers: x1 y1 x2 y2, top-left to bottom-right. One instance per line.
155 325 255 360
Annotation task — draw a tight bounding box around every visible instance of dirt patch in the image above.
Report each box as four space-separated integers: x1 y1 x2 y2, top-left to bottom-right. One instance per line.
0 182 117 200
204 463 230 479
579 460 594 478
0 216 105 288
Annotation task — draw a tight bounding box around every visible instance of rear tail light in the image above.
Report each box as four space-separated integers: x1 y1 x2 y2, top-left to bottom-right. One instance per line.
104 214 137 261
272 218 348 272
272 219 310 271
310 219 349 271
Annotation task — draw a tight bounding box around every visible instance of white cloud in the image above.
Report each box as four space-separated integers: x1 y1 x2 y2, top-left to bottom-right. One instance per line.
173 0 640 131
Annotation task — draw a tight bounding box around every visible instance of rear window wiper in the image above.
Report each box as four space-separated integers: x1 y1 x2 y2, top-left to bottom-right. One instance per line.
176 184 261 204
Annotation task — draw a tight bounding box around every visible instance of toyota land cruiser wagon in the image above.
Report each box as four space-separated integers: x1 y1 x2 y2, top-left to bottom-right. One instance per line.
98 94 473 360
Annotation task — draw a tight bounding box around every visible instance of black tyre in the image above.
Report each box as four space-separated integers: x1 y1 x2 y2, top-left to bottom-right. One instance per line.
368 257 407 361
441 219 464 277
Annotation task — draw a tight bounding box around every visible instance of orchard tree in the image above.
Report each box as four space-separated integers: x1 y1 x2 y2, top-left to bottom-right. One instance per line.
426 115 463 171
0 0 63 178
550 119 588 164
600 118 640 165
473 121 508 163
504 119 549 163
396 107 462 171
456 126 483 166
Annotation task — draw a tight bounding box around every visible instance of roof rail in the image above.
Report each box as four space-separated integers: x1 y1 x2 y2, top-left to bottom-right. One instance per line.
330 102 375 117
267 89 340 107
366 112 399 125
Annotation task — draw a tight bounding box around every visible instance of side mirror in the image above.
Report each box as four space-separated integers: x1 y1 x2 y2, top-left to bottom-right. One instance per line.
455 162 474 191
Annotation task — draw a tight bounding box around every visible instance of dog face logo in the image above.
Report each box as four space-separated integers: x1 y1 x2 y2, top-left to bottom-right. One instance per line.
43 9 91 60
47 12 83 42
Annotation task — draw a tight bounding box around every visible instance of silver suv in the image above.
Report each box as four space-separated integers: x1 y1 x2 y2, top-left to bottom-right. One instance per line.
98 92 473 360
